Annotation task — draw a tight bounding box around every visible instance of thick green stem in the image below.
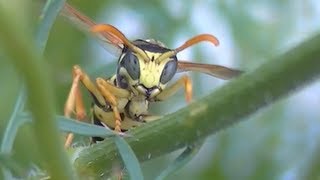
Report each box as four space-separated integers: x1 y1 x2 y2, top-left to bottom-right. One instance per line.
74 34 320 177
0 4 74 180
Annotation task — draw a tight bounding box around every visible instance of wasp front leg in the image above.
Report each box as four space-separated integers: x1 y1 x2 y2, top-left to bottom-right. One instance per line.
155 75 192 103
64 65 109 148
95 78 131 132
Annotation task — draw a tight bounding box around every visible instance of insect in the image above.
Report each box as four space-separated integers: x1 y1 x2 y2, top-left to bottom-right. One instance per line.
61 3 242 147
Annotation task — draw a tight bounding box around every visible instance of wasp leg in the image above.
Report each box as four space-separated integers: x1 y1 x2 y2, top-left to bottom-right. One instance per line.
96 78 131 132
97 77 131 98
155 75 192 103
64 65 107 148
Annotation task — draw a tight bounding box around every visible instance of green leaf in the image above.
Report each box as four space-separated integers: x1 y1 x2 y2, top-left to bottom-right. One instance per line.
114 136 144 180
18 113 116 137
57 116 116 137
0 92 26 153
35 0 66 53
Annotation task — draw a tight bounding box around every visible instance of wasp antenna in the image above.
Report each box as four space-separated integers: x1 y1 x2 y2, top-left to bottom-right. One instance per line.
91 24 130 45
175 34 220 53
91 24 150 62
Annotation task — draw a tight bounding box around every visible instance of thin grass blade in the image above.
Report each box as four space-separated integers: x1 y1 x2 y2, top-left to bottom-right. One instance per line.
1 0 66 153
114 136 144 180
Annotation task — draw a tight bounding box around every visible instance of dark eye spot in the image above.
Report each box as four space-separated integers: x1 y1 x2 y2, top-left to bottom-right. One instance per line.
120 52 140 80
160 60 177 84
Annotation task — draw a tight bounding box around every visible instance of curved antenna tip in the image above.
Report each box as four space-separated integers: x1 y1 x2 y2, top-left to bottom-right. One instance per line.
175 34 220 53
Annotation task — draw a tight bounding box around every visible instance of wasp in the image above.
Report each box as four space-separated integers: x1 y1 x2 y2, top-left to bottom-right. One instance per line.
61 3 242 147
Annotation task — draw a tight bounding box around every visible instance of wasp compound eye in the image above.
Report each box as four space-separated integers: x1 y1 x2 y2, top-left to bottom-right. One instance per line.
160 60 177 84
120 52 140 80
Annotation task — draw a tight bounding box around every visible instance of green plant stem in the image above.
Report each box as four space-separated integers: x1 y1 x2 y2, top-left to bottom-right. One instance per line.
73 33 320 177
0 5 74 180
1 0 66 154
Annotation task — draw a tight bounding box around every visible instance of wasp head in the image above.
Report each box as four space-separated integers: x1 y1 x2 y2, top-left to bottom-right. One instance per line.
118 39 178 99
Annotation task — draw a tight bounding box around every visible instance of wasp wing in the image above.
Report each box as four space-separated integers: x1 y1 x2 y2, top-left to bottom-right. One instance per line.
61 3 123 57
177 61 242 80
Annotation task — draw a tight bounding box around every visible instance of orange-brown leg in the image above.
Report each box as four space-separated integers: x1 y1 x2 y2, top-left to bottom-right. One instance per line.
64 65 107 148
155 75 192 103
96 78 123 132
64 68 86 148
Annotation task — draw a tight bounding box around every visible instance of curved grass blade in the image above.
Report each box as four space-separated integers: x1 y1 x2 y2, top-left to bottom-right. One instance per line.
57 116 116 137
114 136 144 180
18 113 116 138
95 122 143 180
36 0 66 52
155 141 204 180
0 92 26 153
1 0 66 154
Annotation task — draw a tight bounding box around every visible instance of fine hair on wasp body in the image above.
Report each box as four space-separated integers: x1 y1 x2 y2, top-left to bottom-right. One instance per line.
62 3 242 147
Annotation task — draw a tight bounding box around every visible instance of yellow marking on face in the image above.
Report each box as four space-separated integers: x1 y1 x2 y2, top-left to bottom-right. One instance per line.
137 51 172 88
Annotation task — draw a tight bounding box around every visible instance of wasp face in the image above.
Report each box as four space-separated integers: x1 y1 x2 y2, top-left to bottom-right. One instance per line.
117 39 178 99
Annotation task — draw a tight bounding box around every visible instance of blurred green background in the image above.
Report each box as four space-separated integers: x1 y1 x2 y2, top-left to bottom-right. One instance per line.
1 0 320 179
